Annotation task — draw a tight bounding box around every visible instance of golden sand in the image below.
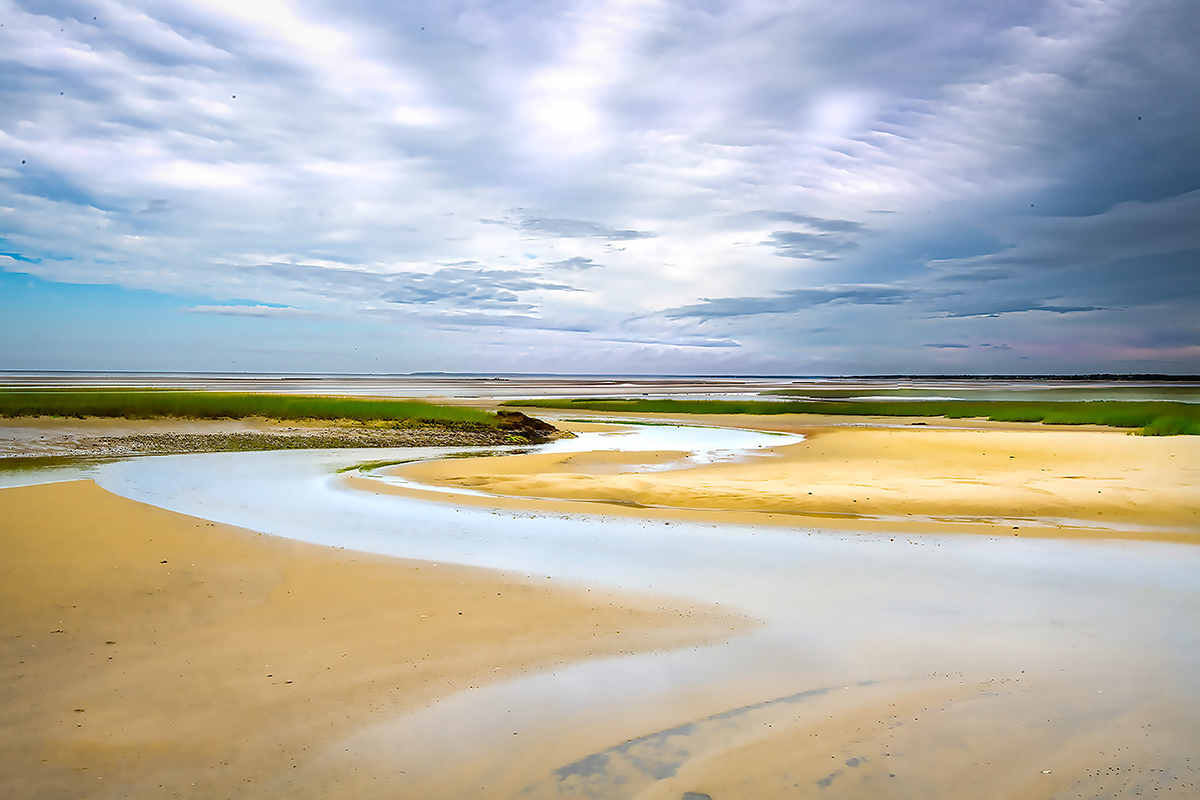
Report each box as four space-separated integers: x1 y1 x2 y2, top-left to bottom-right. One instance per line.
378 417 1200 542
0 480 726 798
6 414 1197 798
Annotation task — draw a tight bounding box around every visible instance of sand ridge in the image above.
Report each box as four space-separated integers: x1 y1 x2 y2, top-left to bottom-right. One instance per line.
371 417 1200 542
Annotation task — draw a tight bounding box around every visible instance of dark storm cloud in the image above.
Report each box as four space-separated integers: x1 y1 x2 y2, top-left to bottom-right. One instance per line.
665 285 910 320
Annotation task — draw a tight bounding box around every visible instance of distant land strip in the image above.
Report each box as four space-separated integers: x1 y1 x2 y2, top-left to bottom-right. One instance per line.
0 388 494 425
502 398 1200 436
0 390 560 461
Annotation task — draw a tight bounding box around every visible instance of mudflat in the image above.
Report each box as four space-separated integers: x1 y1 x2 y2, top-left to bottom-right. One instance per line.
0 480 726 799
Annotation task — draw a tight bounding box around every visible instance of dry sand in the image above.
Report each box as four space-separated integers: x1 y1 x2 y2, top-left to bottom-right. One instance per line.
379 416 1200 542
0 481 728 799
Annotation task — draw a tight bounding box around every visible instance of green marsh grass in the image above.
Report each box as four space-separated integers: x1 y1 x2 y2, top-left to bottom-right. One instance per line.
0 388 496 428
502 397 1200 435
762 386 1200 403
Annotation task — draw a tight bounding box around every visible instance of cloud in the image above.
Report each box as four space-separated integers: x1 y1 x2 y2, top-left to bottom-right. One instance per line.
490 217 656 241
937 302 1103 319
0 251 40 265
751 212 866 234
762 230 861 261
547 256 601 270
730 212 871 260
924 342 970 349
1 0 1198 373
189 304 317 318
665 285 910 319
381 266 579 309
929 191 1200 277
213 262 580 312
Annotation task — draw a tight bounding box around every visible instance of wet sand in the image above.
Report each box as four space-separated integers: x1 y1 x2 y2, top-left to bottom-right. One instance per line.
319 414 1200 797
515 674 1200 800
381 416 1200 542
0 480 727 799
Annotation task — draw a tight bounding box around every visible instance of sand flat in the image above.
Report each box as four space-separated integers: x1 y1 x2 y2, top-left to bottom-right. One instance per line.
0 480 726 799
380 418 1200 541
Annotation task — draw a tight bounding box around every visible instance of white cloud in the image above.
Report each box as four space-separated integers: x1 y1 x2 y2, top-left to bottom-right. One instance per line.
1 0 1197 372
189 303 316 317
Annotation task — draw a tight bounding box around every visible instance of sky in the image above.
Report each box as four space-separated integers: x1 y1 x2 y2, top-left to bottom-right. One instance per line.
1 0 1198 375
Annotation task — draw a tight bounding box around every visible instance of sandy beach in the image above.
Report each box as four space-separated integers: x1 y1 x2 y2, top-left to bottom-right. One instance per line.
5 396 1199 799
379 416 1200 542
0 480 728 799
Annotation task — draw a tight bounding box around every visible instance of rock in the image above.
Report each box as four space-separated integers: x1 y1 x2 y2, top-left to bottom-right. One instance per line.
495 410 561 442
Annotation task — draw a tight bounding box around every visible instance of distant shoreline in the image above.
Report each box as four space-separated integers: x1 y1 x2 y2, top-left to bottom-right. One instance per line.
0 413 563 463
3 370 1198 381
0 423 523 462
0 388 562 461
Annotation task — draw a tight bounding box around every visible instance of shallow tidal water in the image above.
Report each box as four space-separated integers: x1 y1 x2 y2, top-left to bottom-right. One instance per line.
10 424 1200 798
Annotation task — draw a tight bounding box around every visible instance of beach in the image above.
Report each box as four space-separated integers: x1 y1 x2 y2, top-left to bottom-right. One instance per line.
368 416 1200 541
0 480 727 798
3 379 1199 799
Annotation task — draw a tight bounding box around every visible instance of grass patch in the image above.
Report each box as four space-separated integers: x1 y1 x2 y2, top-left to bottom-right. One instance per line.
762 386 1200 402
0 388 497 428
0 455 117 472
335 458 424 473
502 397 1200 435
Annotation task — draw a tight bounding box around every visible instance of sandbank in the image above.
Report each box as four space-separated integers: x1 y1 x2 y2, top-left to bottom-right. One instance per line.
0 480 728 798
364 415 1200 543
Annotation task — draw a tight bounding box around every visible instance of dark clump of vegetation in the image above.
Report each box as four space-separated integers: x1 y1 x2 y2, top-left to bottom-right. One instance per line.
502 397 1200 435
0 388 496 428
